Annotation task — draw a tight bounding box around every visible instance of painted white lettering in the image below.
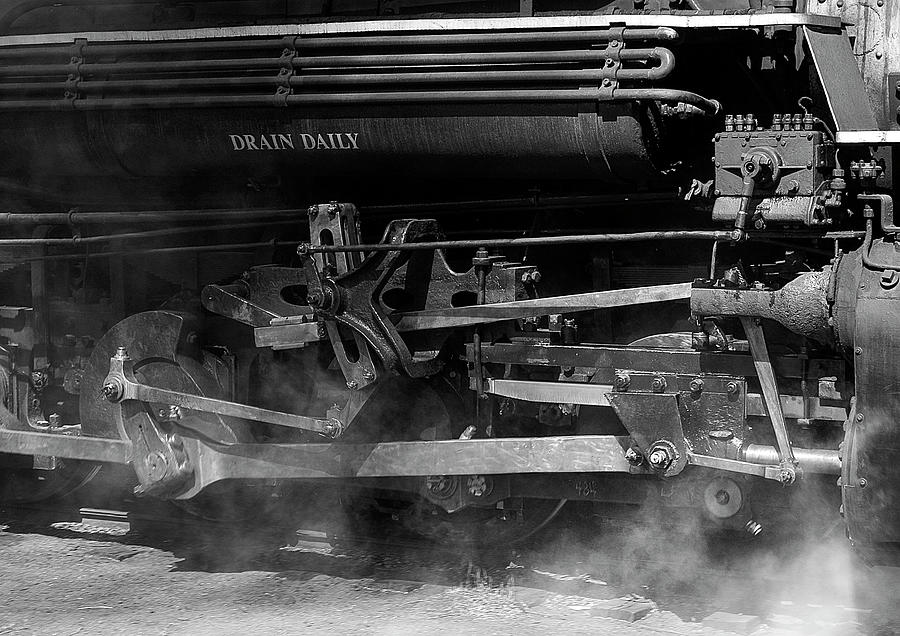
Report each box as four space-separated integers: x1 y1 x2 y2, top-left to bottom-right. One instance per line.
301 134 316 150
259 135 273 150
278 134 294 150
230 134 246 150
316 134 330 150
243 135 259 151
346 133 359 150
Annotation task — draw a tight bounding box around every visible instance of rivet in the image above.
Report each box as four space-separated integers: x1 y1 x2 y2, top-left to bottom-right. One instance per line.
856 413 864 422
855 347 863 355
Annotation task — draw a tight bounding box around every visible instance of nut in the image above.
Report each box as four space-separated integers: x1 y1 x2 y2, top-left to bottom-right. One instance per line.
650 376 667 392
726 381 739 395
467 475 488 497
306 290 324 307
689 378 704 393
101 381 122 402
614 373 630 391
624 448 643 466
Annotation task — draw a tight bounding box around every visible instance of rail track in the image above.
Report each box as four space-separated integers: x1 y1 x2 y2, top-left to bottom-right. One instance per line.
0 490 895 635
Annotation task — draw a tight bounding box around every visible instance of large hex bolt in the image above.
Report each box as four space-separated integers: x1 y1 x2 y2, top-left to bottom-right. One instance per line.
467 475 491 497
614 373 631 391
647 443 674 471
650 375 667 393
425 475 457 499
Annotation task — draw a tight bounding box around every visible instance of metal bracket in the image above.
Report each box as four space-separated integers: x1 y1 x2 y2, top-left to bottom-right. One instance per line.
606 392 688 477
201 265 312 327
859 193 898 234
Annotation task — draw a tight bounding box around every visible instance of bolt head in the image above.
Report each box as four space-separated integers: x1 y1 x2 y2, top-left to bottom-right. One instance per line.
307 205 318 217
346 380 358 390
614 373 630 391
689 378 703 393
779 468 795 484
648 448 671 470
650 376 667 392
726 381 739 395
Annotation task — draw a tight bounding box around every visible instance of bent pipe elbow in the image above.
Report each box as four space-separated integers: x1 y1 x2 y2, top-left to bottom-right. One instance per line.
618 47 675 81
613 88 721 116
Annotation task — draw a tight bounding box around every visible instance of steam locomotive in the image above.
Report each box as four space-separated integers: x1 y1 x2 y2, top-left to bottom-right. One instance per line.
0 0 896 552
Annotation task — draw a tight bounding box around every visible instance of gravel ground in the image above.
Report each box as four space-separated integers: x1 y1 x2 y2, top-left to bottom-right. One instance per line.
0 507 896 636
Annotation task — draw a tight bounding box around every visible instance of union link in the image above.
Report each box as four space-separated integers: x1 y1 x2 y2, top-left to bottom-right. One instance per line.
101 347 343 439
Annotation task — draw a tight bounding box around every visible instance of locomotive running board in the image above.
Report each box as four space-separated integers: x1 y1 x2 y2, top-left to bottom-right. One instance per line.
0 13 843 48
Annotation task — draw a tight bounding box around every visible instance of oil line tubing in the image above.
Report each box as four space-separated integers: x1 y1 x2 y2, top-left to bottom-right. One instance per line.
302 230 734 253
0 87 720 111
